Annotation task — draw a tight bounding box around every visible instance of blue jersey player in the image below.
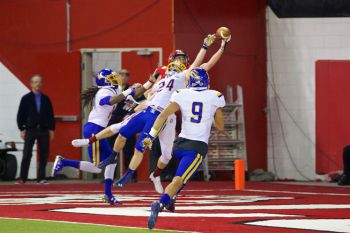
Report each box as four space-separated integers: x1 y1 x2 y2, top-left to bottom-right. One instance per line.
51 69 156 204
143 67 226 229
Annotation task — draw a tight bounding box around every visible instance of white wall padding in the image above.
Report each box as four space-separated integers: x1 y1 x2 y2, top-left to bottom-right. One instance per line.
266 7 350 180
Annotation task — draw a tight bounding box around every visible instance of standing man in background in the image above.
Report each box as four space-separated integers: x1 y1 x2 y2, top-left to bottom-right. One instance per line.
16 74 55 184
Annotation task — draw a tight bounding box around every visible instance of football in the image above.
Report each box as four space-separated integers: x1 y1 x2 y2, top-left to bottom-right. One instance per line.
216 26 231 39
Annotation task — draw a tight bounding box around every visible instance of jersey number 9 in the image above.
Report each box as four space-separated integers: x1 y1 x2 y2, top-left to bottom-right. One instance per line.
191 102 203 123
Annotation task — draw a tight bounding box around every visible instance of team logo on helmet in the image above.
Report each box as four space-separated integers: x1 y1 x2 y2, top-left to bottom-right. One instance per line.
166 61 186 75
96 69 122 88
186 68 210 90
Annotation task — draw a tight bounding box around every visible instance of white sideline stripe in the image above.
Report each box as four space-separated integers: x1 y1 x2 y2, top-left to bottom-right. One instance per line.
52 207 301 218
0 217 193 233
175 204 350 210
246 219 350 233
245 189 350 196
0 189 232 195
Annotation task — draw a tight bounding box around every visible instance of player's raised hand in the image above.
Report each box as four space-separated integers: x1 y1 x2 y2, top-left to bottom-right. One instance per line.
203 34 216 49
72 139 89 147
220 35 231 51
123 95 138 112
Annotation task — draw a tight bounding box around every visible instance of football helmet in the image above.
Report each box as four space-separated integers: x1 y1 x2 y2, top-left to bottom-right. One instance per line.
168 50 189 67
186 68 210 90
166 61 186 75
96 69 122 88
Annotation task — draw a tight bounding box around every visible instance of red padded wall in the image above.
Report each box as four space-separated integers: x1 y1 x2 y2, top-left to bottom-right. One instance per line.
174 0 267 171
316 60 350 173
0 0 173 162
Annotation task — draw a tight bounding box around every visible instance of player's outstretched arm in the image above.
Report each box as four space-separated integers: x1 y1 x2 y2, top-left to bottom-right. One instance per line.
108 74 157 105
189 34 216 69
200 37 231 72
214 108 225 131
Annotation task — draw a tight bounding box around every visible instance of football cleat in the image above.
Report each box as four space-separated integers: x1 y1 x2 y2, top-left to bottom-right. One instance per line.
102 194 122 205
115 171 133 187
148 201 163 229
71 138 89 147
98 154 117 169
52 155 64 177
149 172 164 194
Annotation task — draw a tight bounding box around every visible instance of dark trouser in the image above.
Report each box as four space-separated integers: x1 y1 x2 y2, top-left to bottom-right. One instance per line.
343 145 350 175
20 129 50 182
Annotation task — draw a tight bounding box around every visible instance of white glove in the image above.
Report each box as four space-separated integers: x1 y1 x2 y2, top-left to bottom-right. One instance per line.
72 139 89 147
123 95 138 112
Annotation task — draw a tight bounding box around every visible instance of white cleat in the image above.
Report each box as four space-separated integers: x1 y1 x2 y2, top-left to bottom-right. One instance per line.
149 172 164 194
71 139 89 147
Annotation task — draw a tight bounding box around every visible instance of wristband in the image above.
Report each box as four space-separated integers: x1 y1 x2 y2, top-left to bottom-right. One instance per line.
89 135 97 144
202 44 208 50
149 128 157 138
122 88 132 97
143 80 153 89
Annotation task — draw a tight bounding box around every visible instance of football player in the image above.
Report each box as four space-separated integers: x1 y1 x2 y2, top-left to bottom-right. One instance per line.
51 69 156 204
144 67 225 229
71 37 216 193
113 35 229 190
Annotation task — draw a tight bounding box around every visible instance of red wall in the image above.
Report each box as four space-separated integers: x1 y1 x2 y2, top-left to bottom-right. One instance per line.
0 0 173 162
316 60 350 173
0 0 267 173
174 0 267 171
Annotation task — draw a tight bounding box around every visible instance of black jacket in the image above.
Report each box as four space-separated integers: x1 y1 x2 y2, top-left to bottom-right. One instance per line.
17 92 55 131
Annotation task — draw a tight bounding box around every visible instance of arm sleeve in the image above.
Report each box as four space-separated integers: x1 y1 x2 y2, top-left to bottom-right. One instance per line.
47 97 55 130
16 96 26 130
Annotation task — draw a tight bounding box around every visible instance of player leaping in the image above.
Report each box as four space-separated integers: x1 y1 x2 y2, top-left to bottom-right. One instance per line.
144 67 226 229
112 35 229 189
71 49 195 194
51 69 156 205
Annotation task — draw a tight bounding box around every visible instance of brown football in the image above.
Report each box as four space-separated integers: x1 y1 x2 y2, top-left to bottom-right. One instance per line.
216 27 231 39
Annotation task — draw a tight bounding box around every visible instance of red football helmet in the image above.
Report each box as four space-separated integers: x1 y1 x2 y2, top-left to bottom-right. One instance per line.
168 50 189 67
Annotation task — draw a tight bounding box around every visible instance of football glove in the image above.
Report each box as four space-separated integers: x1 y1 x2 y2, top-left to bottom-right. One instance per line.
123 95 138 112
203 34 216 49
142 134 154 150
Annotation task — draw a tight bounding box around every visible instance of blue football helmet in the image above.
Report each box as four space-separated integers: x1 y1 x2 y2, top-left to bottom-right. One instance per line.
166 61 186 75
186 68 210 90
96 69 122 88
